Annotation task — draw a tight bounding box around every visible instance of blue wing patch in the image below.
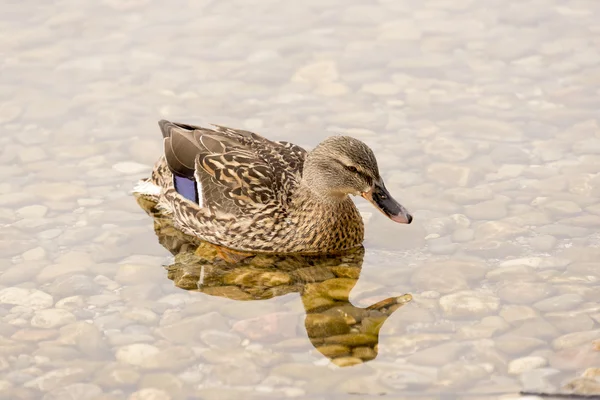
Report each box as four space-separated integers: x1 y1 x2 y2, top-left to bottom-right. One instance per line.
173 174 199 204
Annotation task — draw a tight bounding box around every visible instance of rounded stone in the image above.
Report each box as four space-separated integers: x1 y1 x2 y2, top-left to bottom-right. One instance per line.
16 205 48 219
128 388 171 400
0 288 53 310
533 294 583 312
498 282 556 305
508 356 548 375
464 201 508 220
116 344 160 366
439 290 500 318
31 309 76 329
304 314 350 338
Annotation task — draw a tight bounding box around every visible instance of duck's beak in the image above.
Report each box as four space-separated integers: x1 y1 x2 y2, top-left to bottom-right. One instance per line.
361 180 412 224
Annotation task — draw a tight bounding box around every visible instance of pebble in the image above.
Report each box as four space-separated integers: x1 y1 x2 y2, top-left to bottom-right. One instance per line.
22 247 47 261
498 282 556 305
464 200 508 220
529 235 558 252
112 162 151 174
116 344 160 366
31 309 76 328
553 330 600 350
16 205 48 219
426 163 472 187
439 290 500 318
533 294 584 312
128 388 171 400
508 356 548 375
408 342 467 366
157 312 229 343
43 383 103 400
0 288 53 310
4 0 600 396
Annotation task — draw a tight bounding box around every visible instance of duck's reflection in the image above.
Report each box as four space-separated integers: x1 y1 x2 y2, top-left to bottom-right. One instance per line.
137 196 411 366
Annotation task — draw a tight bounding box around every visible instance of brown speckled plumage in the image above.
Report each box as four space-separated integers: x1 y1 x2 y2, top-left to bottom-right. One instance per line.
134 120 411 254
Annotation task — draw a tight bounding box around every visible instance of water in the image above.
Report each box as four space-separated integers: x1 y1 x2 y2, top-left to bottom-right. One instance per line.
2 0 600 398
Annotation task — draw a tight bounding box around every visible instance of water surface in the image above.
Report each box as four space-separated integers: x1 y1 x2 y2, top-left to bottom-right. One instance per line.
2 0 600 398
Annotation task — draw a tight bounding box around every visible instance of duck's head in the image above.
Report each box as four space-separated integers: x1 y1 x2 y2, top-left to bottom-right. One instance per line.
303 136 412 224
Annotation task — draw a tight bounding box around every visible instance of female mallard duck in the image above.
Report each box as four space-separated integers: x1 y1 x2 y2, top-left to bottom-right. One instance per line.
134 120 412 254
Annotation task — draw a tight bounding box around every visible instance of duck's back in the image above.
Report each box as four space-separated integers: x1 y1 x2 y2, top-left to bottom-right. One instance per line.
159 120 307 216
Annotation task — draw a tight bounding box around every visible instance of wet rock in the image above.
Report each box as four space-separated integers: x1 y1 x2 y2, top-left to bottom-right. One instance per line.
323 304 369 324
291 266 336 282
508 356 547 375
94 364 140 388
55 296 86 311
12 328 59 342
313 278 356 301
452 228 474 242
115 264 165 284
533 294 583 312
530 235 558 252
59 321 108 358
22 247 47 261
352 346 377 361
424 136 473 162
199 330 242 349
542 200 582 216
232 312 298 341
24 367 88 391
116 344 160 367
463 240 523 258
156 312 229 343
331 357 363 367
465 200 508 220
438 362 493 388
316 344 350 358
31 308 76 328
411 259 486 294
128 388 171 400
553 330 600 350
439 290 500 318
139 373 184 399
213 359 266 385
0 261 45 285
324 333 378 347
379 364 438 388
498 282 556 305
495 334 546 355
0 288 53 310
43 383 103 400
329 266 360 280
47 274 100 297
200 286 254 300
488 267 539 286
510 317 561 339
459 316 510 339
426 163 472 187
223 269 290 287
499 305 538 323
408 342 467 367
474 221 529 240
563 378 600 395
305 313 350 337
301 284 337 313
547 313 595 333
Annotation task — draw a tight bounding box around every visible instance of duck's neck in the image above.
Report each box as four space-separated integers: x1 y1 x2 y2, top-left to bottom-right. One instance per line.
286 182 364 253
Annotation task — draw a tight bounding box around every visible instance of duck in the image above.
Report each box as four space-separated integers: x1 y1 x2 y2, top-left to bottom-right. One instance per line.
133 119 412 254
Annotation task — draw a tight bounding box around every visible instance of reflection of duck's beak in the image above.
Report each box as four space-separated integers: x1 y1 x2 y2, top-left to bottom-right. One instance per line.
361 180 412 224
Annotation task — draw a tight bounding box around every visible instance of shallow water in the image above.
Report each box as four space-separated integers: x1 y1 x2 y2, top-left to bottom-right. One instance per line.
2 0 600 398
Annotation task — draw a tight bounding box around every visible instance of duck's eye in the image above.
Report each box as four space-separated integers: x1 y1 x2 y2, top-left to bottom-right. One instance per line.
346 165 359 173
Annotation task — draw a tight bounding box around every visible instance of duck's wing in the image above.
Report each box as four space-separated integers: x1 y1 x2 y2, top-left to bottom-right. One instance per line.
159 120 306 216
